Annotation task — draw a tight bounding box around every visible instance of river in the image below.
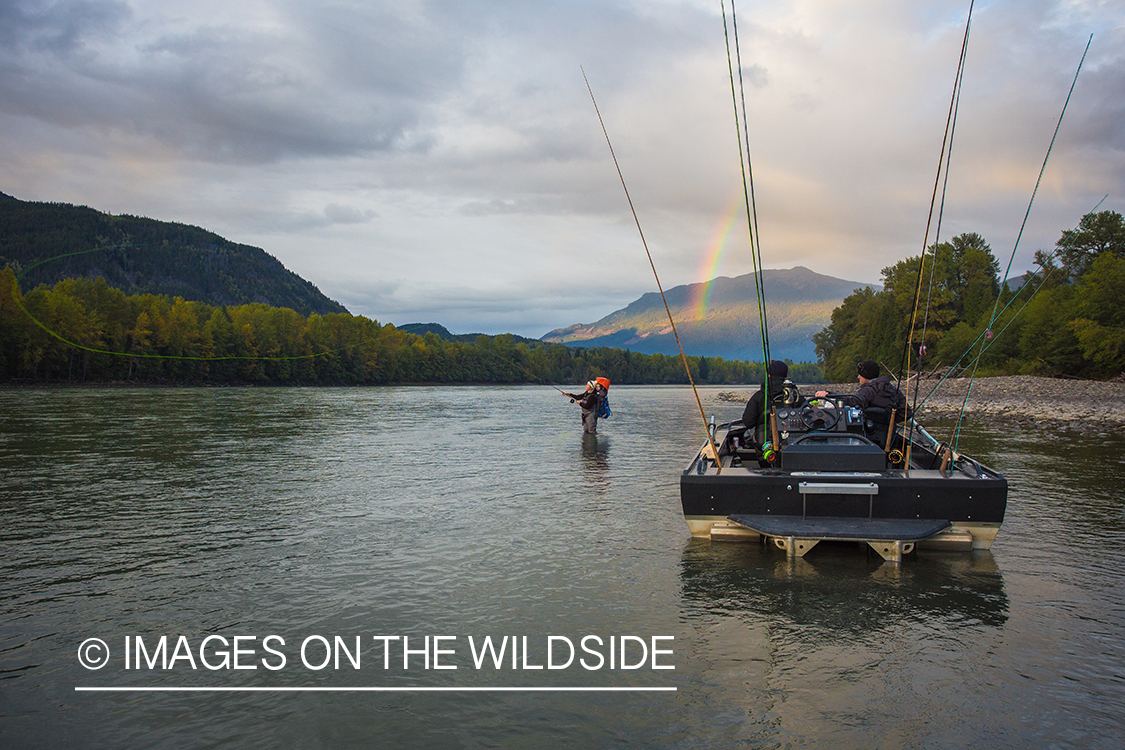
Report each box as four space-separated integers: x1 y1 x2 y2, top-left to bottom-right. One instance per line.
1 385 1122 748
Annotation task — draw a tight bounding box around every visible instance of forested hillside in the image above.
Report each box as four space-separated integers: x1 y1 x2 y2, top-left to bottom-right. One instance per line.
813 211 1125 382
0 193 346 316
0 269 823 385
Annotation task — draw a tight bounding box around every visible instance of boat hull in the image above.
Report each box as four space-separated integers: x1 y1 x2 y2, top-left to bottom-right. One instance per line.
681 455 1007 551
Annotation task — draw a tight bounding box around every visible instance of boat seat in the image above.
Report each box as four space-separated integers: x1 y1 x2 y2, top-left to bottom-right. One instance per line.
725 423 766 466
733 447 763 465
863 407 891 446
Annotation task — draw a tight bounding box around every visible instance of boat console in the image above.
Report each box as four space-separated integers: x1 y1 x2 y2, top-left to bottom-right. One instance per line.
773 399 866 435
726 397 888 470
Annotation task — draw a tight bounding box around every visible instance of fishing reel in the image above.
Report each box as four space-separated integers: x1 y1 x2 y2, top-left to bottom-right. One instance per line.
888 449 904 465
761 442 777 463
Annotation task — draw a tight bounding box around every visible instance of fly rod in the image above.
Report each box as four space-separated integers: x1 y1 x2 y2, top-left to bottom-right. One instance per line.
951 33 1093 452
722 0 777 456
582 67 723 473
896 0 976 473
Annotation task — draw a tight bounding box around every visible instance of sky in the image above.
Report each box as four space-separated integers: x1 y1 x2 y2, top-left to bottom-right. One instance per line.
2 0 1122 338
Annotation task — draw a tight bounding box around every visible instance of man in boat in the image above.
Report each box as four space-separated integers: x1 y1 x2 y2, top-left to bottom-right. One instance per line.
815 360 907 413
562 378 609 434
815 361 909 444
740 360 805 443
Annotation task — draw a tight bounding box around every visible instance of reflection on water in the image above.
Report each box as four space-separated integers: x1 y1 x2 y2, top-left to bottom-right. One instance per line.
681 541 1009 633
1 386 1122 748
579 433 611 495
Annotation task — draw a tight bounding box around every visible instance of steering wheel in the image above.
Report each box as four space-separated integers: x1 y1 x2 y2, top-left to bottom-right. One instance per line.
800 397 840 431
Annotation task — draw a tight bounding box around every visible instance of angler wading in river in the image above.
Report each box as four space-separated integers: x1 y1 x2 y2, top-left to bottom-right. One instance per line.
562 377 610 434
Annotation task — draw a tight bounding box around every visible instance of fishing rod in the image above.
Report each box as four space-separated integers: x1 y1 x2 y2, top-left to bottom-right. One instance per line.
526 373 572 397
581 67 723 472
515 362 584 396
721 0 776 444
908 197 1107 416
894 0 976 471
722 0 770 366
951 33 1093 451
967 198 1104 361
909 1 973 408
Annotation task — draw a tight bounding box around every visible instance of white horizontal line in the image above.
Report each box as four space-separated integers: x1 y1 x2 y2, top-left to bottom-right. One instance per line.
76 686 676 693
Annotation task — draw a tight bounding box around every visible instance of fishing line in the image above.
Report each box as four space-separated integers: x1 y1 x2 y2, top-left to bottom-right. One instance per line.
581 67 722 471
8 244 358 363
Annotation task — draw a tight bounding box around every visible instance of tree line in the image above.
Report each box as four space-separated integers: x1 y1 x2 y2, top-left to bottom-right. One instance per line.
0 267 824 385
813 211 1125 382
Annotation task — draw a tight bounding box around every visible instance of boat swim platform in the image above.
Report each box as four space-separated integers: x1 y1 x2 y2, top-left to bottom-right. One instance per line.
727 515 953 563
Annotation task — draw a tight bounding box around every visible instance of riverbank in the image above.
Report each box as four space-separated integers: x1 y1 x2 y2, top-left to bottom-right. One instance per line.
718 375 1125 435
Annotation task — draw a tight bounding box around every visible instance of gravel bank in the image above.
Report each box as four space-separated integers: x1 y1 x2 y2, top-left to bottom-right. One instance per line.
717 375 1125 435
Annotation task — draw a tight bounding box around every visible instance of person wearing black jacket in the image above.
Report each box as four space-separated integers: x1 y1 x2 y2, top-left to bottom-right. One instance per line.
741 360 805 442
815 360 908 414
815 361 909 446
562 380 606 434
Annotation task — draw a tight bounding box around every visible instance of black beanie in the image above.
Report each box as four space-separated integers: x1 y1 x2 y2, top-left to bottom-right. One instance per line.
768 360 788 379
857 360 880 379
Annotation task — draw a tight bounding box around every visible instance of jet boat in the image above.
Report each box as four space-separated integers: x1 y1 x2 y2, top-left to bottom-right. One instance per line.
680 396 1006 562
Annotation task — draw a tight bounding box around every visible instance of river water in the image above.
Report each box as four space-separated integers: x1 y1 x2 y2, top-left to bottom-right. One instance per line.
1 385 1122 748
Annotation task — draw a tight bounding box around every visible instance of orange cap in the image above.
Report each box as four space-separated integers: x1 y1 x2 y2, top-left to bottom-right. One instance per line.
595 377 611 390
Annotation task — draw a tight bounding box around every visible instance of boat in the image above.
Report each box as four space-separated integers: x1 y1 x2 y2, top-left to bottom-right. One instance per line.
680 397 1007 562
672 2 1017 562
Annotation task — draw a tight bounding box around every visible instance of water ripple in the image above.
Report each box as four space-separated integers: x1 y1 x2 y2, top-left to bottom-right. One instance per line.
0 387 1122 747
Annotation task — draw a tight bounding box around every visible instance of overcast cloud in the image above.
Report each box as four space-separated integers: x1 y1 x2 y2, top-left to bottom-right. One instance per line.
2 0 1121 336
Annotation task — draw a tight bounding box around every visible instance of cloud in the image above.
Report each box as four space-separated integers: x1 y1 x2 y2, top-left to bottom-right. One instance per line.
1 0 1121 341
323 203 376 224
0 0 131 53
0 0 469 162
457 199 521 217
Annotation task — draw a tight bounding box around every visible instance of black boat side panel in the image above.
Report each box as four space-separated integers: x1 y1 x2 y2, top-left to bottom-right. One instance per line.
681 473 1007 524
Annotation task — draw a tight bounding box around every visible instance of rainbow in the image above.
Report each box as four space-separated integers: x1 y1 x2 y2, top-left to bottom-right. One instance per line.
690 197 745 321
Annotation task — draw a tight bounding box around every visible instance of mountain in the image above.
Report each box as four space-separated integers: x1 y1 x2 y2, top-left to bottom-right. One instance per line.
398 322 461 339
541 266 872 363
398 322 545 347
0 192 347 316
1004 272 1033 292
